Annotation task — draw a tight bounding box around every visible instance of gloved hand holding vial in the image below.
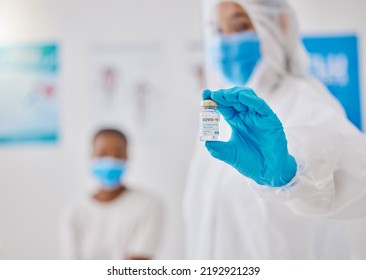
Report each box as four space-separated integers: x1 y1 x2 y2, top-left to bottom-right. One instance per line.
200 87 297 187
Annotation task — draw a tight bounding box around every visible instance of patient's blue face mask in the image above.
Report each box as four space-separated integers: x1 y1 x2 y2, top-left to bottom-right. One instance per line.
91 158 127 189
210 31 261 86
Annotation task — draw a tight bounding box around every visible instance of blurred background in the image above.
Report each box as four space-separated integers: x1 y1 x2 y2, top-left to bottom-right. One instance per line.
0 0 366 259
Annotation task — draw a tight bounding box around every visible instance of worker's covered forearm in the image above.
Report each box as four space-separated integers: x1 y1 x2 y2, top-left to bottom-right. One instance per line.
249 127 366 220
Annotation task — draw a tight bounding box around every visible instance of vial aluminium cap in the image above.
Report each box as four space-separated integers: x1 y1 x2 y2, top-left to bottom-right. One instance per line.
201 99 218 107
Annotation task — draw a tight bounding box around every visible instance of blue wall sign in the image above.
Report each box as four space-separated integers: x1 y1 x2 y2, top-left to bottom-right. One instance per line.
303 34 362 130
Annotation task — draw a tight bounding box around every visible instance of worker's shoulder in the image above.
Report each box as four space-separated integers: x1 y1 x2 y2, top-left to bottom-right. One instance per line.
273 76 351 129
281 76 346 117
288 76 343 109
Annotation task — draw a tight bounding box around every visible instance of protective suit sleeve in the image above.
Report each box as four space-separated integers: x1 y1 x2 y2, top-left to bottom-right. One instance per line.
250 123 366 220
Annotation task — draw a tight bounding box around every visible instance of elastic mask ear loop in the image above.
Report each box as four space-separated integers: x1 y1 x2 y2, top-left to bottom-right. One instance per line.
279 13 289 36
279 12 292 72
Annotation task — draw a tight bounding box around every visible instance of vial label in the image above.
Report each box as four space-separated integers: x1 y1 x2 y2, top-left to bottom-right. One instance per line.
200 110 220 141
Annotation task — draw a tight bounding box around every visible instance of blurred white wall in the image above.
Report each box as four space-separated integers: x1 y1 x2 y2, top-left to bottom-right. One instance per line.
0 0 365 260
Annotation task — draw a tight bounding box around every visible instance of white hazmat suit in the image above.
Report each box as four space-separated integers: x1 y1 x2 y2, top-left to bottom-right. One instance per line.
184 0 366 259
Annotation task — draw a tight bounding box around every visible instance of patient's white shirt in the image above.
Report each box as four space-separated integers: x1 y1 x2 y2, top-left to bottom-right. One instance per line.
60 189 162 259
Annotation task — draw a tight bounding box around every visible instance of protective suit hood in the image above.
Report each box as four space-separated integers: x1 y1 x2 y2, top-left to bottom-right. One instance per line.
203 0 309 90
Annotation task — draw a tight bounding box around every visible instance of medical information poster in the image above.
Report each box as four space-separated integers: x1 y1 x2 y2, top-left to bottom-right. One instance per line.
303 34 362 130
0 44 60 145
91 44 163 144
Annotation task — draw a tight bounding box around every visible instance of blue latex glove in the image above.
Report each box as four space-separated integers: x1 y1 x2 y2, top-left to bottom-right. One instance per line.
203 87 297 187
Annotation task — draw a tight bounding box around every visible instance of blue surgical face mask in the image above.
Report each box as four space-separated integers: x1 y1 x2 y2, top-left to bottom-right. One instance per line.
91 158 127 189
210 31 261 86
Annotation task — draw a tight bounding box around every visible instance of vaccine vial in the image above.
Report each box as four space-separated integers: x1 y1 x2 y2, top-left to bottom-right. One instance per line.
200 99 220 141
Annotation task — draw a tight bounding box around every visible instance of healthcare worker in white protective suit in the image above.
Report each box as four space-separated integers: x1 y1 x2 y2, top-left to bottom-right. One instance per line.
184 0 366 259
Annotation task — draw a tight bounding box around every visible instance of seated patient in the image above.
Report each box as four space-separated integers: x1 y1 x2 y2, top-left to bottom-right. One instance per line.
60 128 162 260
